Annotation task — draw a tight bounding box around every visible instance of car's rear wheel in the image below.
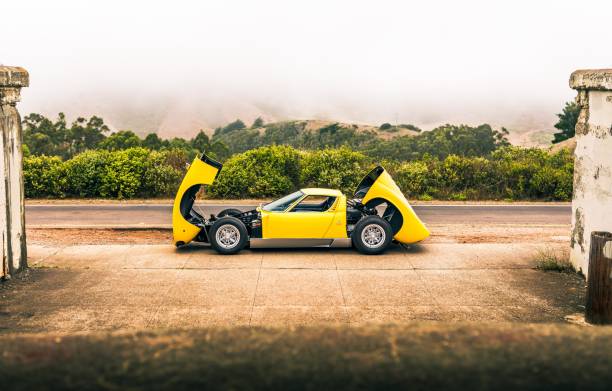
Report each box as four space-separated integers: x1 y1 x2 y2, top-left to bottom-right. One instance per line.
210 217 248 254
217 208 243 218
351 215 393 255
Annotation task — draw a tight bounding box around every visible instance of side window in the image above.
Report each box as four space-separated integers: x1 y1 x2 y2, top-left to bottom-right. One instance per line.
290 195 336 212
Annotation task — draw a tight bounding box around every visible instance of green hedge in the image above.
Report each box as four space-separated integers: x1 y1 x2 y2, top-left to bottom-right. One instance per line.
23 155 66 198
207 146 300 198
299 147 370 195
391 147 573 201
25 148 184 199
23 145 574 201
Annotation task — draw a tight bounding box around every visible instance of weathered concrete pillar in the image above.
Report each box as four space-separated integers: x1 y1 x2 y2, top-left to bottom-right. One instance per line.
1 66 29 278
569 69 612 275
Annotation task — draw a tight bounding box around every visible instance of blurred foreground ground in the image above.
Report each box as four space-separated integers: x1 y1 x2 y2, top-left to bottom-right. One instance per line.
1 323 611 390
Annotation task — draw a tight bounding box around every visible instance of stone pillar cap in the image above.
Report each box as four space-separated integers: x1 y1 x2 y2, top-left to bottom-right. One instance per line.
570 69 612 91
0 66 29 87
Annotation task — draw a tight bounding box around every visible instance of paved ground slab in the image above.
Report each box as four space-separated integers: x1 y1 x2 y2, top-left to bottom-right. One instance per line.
0 241 585 332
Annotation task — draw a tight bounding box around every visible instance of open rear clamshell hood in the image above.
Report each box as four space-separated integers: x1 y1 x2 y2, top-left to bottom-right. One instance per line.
354 166 385 199
353 165 429 244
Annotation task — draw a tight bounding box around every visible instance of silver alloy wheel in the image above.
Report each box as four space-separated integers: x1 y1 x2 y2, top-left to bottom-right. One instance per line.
361 223 386 248
215 224 240 249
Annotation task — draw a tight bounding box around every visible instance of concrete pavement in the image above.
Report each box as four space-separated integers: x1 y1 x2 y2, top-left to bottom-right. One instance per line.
0 241 585 332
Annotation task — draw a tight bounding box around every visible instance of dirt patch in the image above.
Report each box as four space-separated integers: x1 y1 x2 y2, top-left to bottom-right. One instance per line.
27 228 171 246
427 224 570 244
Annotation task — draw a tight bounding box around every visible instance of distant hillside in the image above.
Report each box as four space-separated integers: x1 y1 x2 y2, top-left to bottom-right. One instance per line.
209 121 509 163
30 97 557 148
210 119 422 156
549 137 576 154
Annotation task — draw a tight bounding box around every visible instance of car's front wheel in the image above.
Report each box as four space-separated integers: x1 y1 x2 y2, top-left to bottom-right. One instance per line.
209 217 248 254
351 215 393 255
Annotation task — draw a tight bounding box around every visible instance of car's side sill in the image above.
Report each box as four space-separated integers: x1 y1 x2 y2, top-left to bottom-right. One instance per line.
249 238 351 249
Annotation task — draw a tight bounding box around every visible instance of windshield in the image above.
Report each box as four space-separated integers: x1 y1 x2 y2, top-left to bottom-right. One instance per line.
263 191 304 212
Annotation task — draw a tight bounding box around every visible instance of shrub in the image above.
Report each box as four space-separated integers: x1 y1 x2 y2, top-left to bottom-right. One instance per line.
533 247 574 272
208 145 300 198
98 148 150 199
63 150 110 197
141 150 183 197
97 130 141 151
393 161 430 198
23 155 66 198
22 144 575 201
491 147 573 201
300 148 371 194
398 124 422 132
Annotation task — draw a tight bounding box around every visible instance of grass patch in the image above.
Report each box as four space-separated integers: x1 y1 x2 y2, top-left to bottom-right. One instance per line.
533 247 575 272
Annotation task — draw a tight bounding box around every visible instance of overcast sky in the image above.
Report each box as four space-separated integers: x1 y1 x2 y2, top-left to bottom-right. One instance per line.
2 0 611 135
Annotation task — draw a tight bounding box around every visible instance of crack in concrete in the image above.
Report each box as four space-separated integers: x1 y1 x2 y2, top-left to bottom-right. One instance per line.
248 253 264 326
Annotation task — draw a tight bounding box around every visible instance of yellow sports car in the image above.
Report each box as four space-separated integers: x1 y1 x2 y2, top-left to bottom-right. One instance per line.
173 154 429 254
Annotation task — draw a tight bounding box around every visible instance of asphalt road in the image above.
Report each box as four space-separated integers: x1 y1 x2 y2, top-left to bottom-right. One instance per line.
25 203 571 227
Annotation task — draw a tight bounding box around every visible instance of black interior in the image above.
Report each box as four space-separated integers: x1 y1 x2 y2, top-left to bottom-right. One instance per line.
290 196 336 212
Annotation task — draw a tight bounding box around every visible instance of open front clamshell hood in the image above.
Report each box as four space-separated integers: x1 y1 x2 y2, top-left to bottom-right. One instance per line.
172 154 222 246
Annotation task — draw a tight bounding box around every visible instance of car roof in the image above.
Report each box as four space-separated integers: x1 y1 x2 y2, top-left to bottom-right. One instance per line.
301 188 343 197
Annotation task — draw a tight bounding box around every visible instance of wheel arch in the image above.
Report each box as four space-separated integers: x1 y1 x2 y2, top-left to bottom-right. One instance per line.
364 197 404 236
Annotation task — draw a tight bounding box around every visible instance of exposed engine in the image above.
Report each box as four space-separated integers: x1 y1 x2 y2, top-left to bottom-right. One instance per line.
346 198 378 235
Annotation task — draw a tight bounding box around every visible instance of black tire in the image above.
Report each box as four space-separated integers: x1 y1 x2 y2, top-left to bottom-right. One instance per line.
351 215 393 255
217 208 243 218
209 217 248 255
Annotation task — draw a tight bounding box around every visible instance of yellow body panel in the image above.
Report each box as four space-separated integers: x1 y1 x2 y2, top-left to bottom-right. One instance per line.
172 156 220 245
361 170 430 244
261 191 348 239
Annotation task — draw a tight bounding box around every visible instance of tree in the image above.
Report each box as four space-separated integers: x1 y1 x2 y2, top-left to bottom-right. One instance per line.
552 101 580 144
398 124 422 132
379 123 392 130
167 137 191 150
68 116 109 156
22 113 109 158
23 114 58 156
222 119 246 134
208 140 230 161
191 130 210 152
98 130 141 151
142 133 163 150
363 124 509 161
252 117 265 128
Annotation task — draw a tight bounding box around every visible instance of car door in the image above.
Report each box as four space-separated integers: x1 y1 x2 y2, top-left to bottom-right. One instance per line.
263 195 338 239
